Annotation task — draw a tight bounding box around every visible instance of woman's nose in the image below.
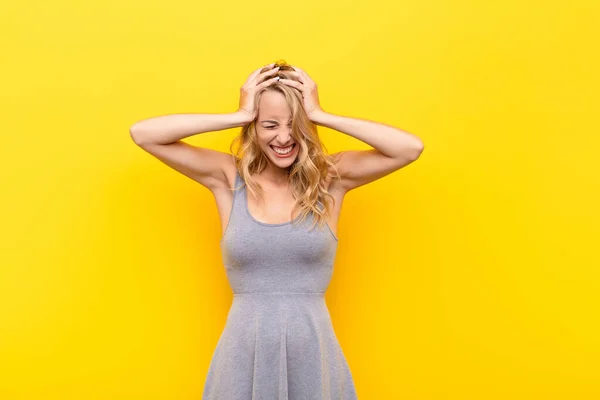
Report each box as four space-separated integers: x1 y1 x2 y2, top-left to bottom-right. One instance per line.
277 129 292 142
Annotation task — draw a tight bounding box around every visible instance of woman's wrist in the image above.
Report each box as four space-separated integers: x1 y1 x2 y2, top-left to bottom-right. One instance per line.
232 109 255 126
309 109 329 125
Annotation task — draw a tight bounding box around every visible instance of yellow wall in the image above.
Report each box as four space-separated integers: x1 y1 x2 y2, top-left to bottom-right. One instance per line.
1 0 599 398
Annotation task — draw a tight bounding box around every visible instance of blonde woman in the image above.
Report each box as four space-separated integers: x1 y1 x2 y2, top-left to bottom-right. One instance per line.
130 60 424 399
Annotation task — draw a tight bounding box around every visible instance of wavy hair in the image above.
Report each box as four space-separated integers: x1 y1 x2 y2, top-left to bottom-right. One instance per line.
228 62 341 231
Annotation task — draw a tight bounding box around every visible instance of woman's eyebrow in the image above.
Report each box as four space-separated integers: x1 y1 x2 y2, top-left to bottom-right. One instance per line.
261 119 292 123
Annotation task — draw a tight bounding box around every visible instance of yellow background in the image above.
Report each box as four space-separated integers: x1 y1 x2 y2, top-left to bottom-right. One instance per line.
1 0 599 398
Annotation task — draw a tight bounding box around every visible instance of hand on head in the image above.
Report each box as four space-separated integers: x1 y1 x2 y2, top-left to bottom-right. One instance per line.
238 60 323 122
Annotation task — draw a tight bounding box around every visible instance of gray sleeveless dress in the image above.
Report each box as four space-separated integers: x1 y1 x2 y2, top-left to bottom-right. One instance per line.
202 169 358 400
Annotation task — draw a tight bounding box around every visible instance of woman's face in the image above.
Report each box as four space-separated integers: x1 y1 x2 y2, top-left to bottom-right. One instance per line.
255 91 300 169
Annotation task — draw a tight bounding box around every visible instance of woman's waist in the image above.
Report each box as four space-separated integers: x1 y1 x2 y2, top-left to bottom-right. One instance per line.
229 291 328 310
234 291 325 296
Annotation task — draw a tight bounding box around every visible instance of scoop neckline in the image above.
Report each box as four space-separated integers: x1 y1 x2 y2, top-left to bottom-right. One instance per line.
236 172 340 242
242 183 302 227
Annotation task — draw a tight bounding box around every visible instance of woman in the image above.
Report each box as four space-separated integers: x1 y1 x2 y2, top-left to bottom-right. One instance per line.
130 60 424 399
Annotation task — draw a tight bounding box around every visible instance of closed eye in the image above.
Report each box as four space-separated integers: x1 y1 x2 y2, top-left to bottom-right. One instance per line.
265 125 292 129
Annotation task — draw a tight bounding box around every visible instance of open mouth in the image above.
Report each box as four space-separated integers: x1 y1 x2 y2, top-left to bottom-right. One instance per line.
270 143 297 157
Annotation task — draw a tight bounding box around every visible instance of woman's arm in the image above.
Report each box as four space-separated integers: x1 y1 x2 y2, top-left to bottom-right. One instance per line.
312 110 424 192
129 64 280 191
129 111 252 191
277 66 423 192
130 111 252 145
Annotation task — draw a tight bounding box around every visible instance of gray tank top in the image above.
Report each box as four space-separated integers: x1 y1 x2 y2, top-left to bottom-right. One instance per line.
219 168 339 294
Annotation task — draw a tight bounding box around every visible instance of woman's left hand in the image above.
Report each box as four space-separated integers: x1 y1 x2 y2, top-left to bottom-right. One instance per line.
279 66 324 122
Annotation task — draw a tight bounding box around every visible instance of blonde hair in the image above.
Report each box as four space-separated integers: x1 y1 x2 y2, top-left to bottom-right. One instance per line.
228 64 341 231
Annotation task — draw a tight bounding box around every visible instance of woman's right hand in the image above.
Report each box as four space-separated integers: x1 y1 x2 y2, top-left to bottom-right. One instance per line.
237 63 281 121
